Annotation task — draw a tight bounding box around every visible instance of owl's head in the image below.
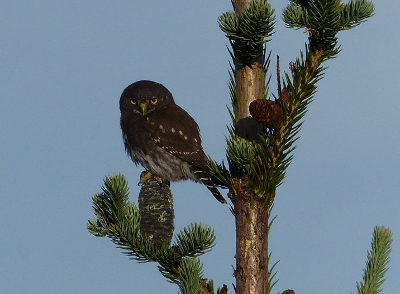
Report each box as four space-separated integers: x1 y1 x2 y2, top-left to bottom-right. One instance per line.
120 80 175 116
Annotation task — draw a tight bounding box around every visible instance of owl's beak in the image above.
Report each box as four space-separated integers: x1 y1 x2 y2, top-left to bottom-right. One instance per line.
139 102 148 116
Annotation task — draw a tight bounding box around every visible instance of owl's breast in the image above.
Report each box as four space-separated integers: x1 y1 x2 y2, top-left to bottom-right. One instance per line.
121 113 197 182
121 114 151 162
139 145 198 182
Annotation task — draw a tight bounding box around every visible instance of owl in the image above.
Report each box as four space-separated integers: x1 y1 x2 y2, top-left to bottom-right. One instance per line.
119 80 226 204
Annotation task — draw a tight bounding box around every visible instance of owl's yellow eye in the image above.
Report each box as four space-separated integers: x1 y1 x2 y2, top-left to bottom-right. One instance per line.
150 98 158 105
130 99 137 105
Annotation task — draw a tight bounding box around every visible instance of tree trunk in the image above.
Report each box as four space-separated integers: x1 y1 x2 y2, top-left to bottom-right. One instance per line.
233 1 269 293
233 189 269 294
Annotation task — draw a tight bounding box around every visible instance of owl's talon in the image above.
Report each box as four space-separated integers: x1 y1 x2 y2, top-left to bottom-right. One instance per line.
138 171 163 185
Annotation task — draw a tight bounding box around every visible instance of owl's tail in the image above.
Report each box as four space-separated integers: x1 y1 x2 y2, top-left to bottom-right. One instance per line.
192 168 227 204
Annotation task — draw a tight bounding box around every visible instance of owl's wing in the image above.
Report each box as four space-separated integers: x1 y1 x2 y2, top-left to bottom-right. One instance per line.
145 105 208 169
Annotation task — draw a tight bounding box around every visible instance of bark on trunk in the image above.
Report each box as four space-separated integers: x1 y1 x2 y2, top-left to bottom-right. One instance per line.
233 190 269 294
233 1 270 293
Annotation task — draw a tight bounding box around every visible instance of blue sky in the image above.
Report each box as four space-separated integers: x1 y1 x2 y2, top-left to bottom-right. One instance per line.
1 1 399 293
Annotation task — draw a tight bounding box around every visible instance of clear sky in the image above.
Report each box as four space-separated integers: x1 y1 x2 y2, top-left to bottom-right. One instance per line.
1 1 399 293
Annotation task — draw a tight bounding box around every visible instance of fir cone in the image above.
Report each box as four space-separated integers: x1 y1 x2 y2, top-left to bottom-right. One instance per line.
138 175 174 246
249 99 284 128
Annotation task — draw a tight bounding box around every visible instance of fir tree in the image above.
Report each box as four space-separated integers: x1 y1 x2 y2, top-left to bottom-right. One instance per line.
88 1 392 294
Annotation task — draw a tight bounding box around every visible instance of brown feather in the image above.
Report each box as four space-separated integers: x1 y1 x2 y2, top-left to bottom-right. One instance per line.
119 80 226 203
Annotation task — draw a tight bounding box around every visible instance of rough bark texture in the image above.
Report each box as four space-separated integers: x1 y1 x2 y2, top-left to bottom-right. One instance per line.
235 0 253 15
236 63 265 119
233 189 269 294
233 1 270 293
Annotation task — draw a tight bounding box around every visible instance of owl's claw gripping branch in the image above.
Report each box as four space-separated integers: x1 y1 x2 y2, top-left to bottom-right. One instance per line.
138 171 163 186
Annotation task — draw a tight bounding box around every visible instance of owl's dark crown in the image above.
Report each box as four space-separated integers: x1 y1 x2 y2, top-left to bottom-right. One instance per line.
120 80 175 116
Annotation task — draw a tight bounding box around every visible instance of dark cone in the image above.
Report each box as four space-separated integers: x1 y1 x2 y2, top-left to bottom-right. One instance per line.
138 176 174 246
249 99 284 128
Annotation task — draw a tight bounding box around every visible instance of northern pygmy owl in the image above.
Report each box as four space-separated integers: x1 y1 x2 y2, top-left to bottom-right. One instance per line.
119 80 226 203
